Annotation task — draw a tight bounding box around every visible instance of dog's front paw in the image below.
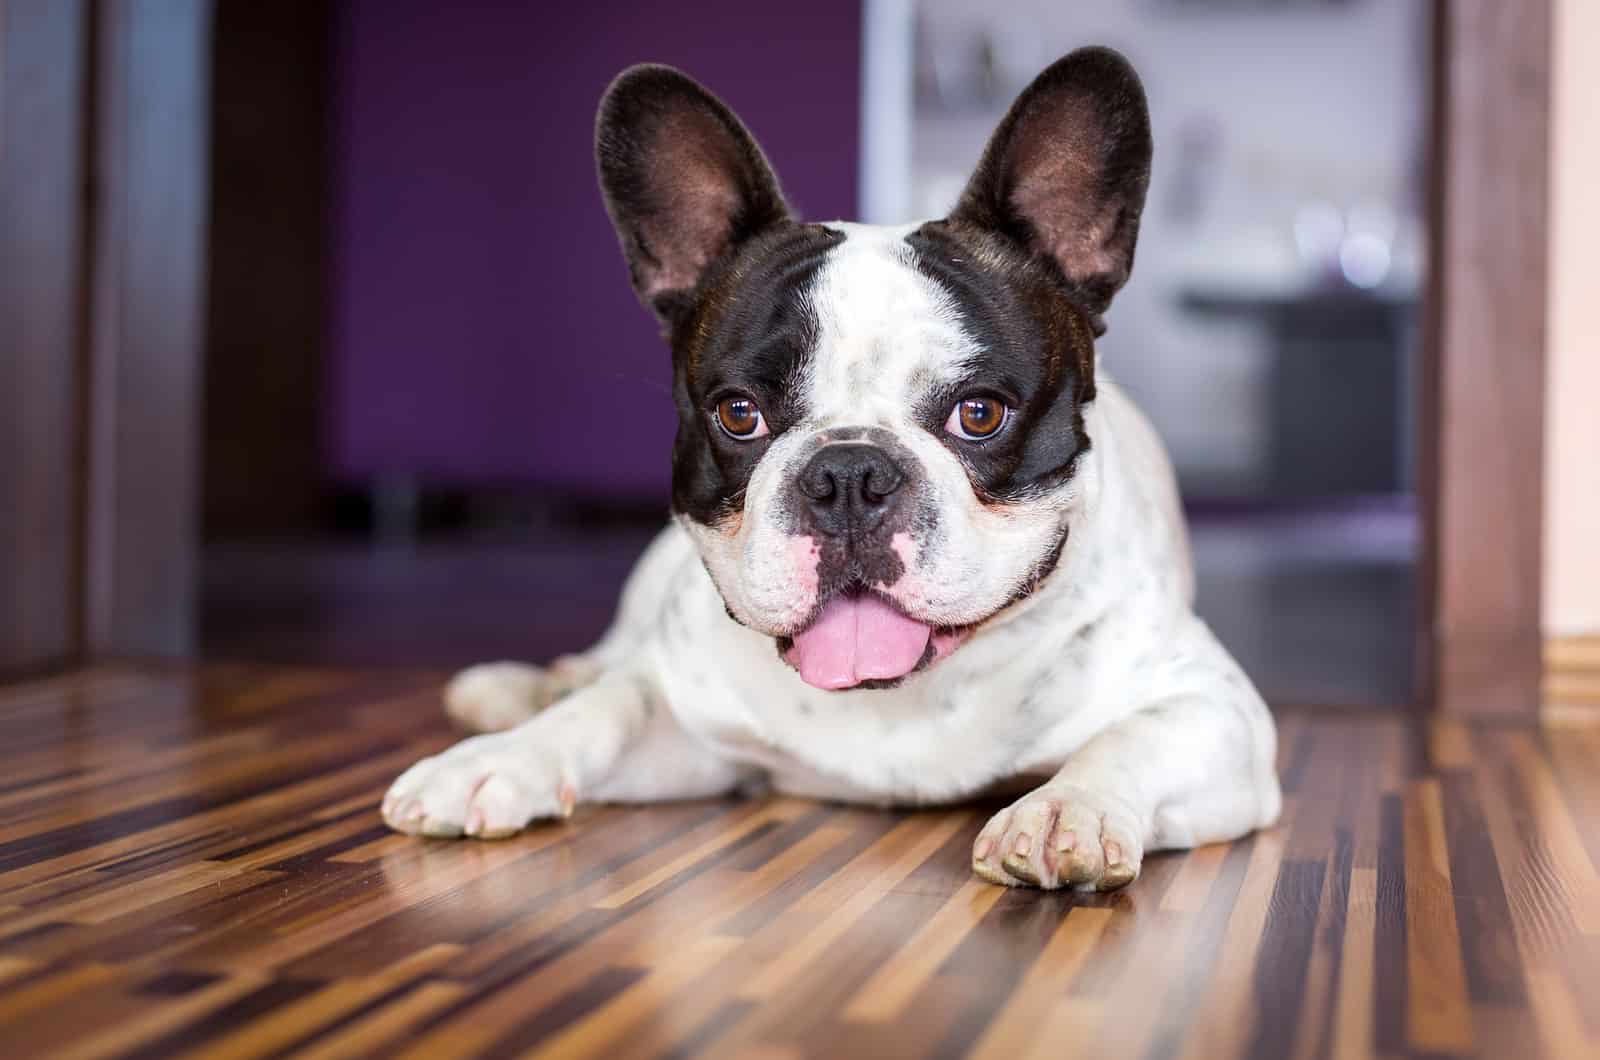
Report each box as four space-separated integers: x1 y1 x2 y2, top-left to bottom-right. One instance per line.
444 658 599 732
972 785 1144 891
381 733 575 839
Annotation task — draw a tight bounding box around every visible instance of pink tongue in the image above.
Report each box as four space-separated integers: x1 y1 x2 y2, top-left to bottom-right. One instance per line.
786 595 932 690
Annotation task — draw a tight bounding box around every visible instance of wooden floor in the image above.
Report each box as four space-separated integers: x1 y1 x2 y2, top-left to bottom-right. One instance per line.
1 666 1598 1059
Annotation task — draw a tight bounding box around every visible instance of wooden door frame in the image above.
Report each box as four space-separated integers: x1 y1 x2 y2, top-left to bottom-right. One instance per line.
82 0 214 658
1420 0 1550 717
0 0 90 673
0 0 212 674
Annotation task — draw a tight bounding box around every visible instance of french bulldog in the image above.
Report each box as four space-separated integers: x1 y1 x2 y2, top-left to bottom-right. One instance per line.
381 48 1281 891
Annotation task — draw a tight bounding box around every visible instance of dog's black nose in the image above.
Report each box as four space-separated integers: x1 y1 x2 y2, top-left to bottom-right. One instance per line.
797 443 905 536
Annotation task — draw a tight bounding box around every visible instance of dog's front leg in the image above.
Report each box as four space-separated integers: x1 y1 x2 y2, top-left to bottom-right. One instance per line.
382 668 742 838
971 632 1281 891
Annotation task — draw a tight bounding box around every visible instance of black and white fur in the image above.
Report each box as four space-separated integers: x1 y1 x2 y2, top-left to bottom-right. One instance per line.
382 50 1281 891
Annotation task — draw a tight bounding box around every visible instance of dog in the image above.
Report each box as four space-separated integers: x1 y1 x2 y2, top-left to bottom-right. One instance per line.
381 48 1281 891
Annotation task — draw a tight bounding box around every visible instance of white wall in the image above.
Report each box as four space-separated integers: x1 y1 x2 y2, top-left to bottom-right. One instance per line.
1545 0 1600 636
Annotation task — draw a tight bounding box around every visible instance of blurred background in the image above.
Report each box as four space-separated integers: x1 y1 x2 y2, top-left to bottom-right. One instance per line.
195 0 1430 706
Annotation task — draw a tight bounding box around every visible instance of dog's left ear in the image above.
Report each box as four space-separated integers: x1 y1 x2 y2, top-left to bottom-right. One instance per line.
949 47 1152 332
596 65 791 325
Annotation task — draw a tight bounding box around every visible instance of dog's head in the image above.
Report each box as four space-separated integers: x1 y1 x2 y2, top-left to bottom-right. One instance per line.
596 48 1151 691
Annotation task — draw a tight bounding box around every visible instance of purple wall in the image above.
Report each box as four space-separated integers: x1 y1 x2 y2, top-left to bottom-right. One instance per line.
328 1 863 498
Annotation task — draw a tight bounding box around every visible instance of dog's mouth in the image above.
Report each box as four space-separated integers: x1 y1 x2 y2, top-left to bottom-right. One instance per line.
776 586 970 691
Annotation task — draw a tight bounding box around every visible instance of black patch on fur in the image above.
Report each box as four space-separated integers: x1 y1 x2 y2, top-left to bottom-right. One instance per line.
906 221 1097 501
595 66 850 529
897 47 1153 505
669 222 845 526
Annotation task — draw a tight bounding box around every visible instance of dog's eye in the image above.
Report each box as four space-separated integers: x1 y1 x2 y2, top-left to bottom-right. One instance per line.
946 396 1010 440
715 396 768 439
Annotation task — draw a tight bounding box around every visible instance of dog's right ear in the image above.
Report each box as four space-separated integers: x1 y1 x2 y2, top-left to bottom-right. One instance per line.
596 65 791 325
948 47 1152 334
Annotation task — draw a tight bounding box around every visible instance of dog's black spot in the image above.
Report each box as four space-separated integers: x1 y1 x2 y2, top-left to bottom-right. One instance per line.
899 46 1152 504
594 65 849 530
670 223 844 527
906 223 1097 503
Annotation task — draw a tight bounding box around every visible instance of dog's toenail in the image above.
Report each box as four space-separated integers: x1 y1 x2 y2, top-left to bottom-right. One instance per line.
975 837 994 860
1104 840 1123 865
1013 833 1032 857
1057 829 1077 852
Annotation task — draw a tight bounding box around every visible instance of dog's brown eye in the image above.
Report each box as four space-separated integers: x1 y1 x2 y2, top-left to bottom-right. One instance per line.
715 396 768 439
947 397 1009 440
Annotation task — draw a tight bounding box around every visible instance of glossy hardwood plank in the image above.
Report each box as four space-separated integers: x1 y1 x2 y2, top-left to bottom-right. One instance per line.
1546 634 1600 715
0 665 1597 1058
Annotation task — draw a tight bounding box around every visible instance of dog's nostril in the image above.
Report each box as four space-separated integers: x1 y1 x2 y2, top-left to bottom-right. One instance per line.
800 467 838 502
861 464 902 502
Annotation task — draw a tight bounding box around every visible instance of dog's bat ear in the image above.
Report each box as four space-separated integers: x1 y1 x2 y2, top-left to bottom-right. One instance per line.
596 65 791 325
949 47 1152 333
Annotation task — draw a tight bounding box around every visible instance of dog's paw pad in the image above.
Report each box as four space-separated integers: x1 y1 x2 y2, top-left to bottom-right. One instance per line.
381 734 569 839
973 786 1143 891
444 659 597 733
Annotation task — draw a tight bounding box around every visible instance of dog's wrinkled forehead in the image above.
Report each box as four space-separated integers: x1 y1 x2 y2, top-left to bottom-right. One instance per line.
681 219 1091 431
800 223 980 422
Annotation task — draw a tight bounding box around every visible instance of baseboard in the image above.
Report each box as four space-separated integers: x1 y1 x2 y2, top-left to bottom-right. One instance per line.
1544 634 1600 720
